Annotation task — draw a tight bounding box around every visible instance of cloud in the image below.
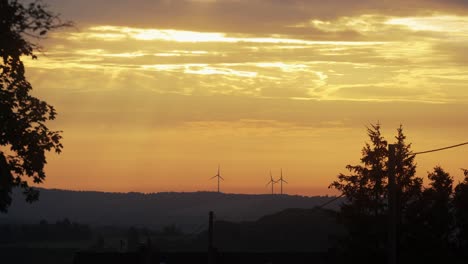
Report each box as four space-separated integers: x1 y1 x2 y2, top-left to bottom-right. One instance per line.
44 0 468 35
26 18 468 104
18 0 468 195
24 3 468 110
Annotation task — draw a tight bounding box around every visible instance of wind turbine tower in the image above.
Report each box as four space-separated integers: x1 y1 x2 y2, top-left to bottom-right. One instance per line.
210 165 224 193
266 170 277 195
278 168 288 195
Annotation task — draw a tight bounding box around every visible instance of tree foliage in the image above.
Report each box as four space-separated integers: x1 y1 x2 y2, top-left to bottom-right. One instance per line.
329 123 422 262
329 124 388 259
394 126 421 207
331 124 468 262
421 167 454 259
0 218 92 244
0 0 71 212
454 168 468 253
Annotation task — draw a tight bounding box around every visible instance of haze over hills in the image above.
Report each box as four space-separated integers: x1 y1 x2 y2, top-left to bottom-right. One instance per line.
204 208 344 252
1 188 342 231
153 207 344 252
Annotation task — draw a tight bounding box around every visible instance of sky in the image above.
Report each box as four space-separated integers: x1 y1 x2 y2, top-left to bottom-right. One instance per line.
24 0 468 196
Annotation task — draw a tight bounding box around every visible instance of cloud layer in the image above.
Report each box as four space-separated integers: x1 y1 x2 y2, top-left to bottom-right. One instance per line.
23 0 468 195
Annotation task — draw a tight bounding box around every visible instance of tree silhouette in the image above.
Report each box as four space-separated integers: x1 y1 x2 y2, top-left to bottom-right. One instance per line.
394 125 421 212
330 124 423 263
415 167 454 261
329 123 389 261
0 0 71 212
463 169 468 176
454 168 468 254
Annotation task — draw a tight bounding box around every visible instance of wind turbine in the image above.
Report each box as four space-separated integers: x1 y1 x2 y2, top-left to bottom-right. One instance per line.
266 170 277 195
278 168 288 195
210 165 224 193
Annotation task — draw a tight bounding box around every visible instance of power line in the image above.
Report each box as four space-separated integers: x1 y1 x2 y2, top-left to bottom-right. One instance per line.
317 142 468 209
321 141 468 208
185 223 208 237
413 141 468 155
317 194 344 209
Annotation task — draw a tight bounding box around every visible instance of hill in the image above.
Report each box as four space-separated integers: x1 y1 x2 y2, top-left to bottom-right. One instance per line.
153 207 344 252
207 208 344 252
0 188 343 231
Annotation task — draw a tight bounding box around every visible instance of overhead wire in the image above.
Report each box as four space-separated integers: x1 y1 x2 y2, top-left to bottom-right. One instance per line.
413 141 468 155
317 194 345 209
318 141 468 209
184 223 208 237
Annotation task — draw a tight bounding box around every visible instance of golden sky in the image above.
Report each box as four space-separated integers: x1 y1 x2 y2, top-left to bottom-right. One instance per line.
26 0 468 195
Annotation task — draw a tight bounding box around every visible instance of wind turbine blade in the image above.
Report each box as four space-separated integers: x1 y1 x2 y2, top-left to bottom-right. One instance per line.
219 176 225 181
283 180 288 184
266 181 271 186
210 175 218 180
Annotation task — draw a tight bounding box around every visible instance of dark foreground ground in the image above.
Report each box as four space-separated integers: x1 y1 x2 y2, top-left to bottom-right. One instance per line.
1 247 331 264
0 247 77 264
74 251 331 264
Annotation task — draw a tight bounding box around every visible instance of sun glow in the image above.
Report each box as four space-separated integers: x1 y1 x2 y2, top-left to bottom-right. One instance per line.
21 0 468 196
184 67 258 77
385 15 468 34
69 26 385 45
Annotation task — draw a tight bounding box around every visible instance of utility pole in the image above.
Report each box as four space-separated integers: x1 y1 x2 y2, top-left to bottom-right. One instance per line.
208 211 214 251
388 144 397 264
208 211 214 264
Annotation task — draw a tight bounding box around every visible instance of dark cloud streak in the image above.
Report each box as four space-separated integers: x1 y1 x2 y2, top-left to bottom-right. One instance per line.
44 0 468 35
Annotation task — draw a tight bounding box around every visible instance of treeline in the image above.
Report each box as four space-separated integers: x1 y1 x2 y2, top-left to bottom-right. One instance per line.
0 218 92 244
330 124 468 263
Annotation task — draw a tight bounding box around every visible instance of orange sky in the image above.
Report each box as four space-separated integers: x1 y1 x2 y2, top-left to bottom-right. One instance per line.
22 0 468 196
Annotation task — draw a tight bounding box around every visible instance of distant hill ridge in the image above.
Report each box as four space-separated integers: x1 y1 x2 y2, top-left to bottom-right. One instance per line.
209 208 344 252
1 188 342 231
